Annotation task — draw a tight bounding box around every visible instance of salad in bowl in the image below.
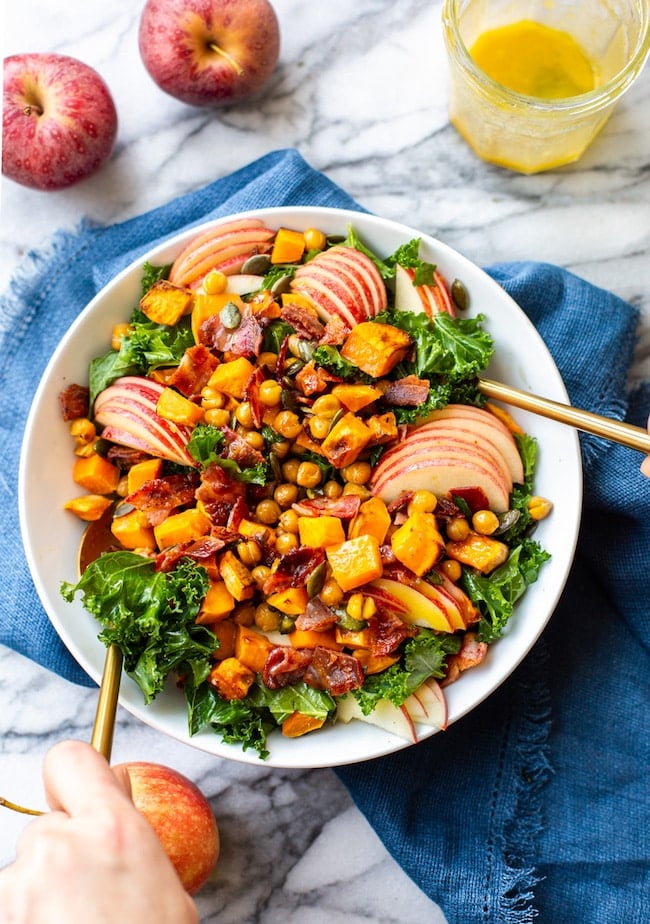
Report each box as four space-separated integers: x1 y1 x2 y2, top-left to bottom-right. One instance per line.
20 207 582 767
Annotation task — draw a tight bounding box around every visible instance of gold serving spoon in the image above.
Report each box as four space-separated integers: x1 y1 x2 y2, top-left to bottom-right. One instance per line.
479 378 650 454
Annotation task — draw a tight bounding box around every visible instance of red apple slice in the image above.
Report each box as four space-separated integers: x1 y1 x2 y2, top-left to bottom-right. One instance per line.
336 693 417 742
366 578 456 632
394 264 456 317
169 219 275 288
290 245 387 326
422 405 524 483
411 576 471 630
403 678 447 730
94 376 195 466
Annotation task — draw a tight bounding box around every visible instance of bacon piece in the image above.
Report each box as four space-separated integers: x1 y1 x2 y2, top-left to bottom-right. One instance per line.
304 647 364 696
167 345 219 398
292 494 361 519
295 596 338 632
221 426 265 469
154 536 228 573
382 375 430 407
367 608 417 656
281 305 325 341
262 546 326 595
262 646 313 690
59 383 90 421
196 462 246 525
243 366 265 428
106 446 152 469
126 472 199 526
446 486 490 514
318 314 350 346
199 307 263 358
442 632 488 686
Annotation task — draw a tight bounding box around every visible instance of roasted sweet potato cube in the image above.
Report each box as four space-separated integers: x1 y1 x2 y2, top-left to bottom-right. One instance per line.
218 550 255 601
320 412 372 468
347 496 391 545
281 711 326 738
391 511 444 576
235 624 275 672
331 383 383 412
445 533 509 574
196 580 235 623
340 322 412 377
266 586 309 615
153 508 211 550
208 657 255 700
366 411 398 446
140 280 193 326
156 387 204 427
298 515 346 549
326 534 383 592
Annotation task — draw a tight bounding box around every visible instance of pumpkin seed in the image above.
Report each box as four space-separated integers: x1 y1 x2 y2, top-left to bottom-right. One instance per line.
241 254 271 275
306 561 326 598
219 301 241 329
451 278 469 311
270 273 292 296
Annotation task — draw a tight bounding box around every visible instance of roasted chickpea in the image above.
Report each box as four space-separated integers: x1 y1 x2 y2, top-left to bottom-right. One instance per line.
407 489 438 515
274 482 299 509
241 429 265 451
203 270 228 294
320 577 344 606
341 461 372 485
251 564 272 587
234 401 255 429
237 539 262 567
258 351 278 372
281 458 301 483
311 394 342 417
255 498 282 525
303 227 327 251
308 415 331 440
323 479 343 499
472 509 500 536
439 558 462 582
273 409 302 439
204 408 230 427
446 517 470 541
296 460 322 488
275 532 299 554
255 602 281 632
259 379 283 407
279 508 300 533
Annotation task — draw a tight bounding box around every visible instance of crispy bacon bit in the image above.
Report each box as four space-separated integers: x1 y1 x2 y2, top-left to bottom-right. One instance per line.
367 608 417 656
262 646 313 690
196 463 246 525
58 383 90 421
221 426 265 469
127 472 199 526
281 305 325 341
154 536 228 573
318 314 350 346
262 546 326 595
292 494 361 519
106 446 152 469
382 375 430 407
295 596 339 632
199 307 263 358
442 632 488 686
243 366 265 428
447 486 490 513
167 345 219 398
304 647 364 696
387 492 414 515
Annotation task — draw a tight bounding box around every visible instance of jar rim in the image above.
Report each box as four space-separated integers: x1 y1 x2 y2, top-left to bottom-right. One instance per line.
441 0 650 114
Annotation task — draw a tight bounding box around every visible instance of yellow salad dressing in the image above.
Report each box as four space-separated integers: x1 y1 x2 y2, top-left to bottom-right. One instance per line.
469 20 599 99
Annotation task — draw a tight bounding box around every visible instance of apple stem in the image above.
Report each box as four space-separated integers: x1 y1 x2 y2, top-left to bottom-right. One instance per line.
0 795 44 816
207 43 245 77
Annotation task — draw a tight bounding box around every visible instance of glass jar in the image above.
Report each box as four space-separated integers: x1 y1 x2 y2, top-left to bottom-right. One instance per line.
442 0 650 173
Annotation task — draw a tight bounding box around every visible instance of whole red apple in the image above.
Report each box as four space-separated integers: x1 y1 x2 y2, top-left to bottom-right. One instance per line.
115 761 220 895
138 0 280 107
2 53 118 191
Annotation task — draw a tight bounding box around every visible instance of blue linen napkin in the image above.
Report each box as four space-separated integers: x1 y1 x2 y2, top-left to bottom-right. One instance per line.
1 148 648 922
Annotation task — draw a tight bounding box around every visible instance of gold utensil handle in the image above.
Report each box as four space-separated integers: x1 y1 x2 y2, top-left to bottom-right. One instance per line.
90 644 123 762
479 378 650 454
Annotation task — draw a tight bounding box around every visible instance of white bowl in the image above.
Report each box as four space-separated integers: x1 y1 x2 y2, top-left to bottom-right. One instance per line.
19 206 582 768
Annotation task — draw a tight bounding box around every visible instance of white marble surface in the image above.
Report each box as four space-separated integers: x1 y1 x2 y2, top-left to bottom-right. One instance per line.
1 1 649 922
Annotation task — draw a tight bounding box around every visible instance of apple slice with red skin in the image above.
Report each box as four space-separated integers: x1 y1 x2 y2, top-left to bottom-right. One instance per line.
394 264 456 317
366 578 458 632
94 376 195 467
421 405 524 483
290 245 388 326
403 678 448 730
168 219 275 288
411 576 474 631
337 693 417 742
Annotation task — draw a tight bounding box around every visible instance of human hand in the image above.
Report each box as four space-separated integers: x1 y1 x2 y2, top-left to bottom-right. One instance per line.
0 740 198 924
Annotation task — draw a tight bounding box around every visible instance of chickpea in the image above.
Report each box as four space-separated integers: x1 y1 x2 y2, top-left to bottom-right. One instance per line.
203 270 228 294
341 461 372 485
258 351 278 372
204 408 230 427
271 439 292 460
311 394 342 417
251 564 272 587
342 483 372 500
303 227 327 252
255 498 282 525
259 379 282 407
407 489 438 515
323 479 343 500
237 539 262 567
273 409 302 439
241 429 265 451
274 482 299 509
255 602 281 632
439 558 462 583
275 532 299 554
296 460 322 488
472 509 500 536
320 577 344 606
528 496 554 521
116 475 129 498
308 415 331 440
279 509 300 533
281 458 301 483
446 517 470 541
201 386 226 409
234 401 255 429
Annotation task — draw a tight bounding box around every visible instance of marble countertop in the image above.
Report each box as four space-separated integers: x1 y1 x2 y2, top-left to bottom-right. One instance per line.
2 2 649 921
